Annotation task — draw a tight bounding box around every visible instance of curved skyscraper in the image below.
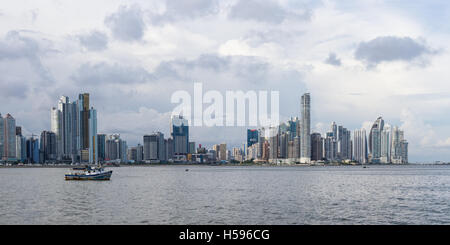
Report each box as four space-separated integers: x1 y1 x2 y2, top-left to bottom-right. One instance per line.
369 117 384 163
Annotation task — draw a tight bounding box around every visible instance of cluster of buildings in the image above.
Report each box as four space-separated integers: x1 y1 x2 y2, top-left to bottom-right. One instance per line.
241 94 408 164
0 93 125 164
0 92 408 165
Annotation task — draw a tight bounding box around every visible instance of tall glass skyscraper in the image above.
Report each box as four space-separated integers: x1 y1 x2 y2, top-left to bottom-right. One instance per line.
300 93 311 163
353 129 368 164
88 108 97 164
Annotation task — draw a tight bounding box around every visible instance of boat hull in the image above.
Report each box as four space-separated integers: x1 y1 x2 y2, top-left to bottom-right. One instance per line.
65 170 113 181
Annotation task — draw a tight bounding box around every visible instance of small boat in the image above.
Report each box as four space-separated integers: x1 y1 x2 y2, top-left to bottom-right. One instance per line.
65 165 113 181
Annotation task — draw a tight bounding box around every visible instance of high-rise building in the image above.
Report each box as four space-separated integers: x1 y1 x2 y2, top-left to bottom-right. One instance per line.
40 131 57 163
287 117 299 140
247 129 259 147
293 136 301 159
97 134 106 162
324 132 337 161
79 93 90 150
380 126 392 163
353 129 368 164
51 107 62 158
391 126 408 164
0 113 4 160
88 108 97 164
136 144 143 162
127 145 143 163
26 137 40 163
287 140 295 159
369 117 384 163
212 144 227 161
300 93 311 163
219 143 227 161
337 126 351 161
105 134 127 162
171 115 189 156
311 133 323 161
143 132 165 161
279 132 289 159
2 113 17 161
15 135 26 162
166 138 174 160
59 96 73 160
269 134 278 160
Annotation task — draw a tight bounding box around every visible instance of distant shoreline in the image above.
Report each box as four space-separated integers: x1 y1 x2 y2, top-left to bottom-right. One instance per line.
0 162 448 169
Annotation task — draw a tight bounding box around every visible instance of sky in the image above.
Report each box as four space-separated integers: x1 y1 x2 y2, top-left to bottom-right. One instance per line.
1 0 450 162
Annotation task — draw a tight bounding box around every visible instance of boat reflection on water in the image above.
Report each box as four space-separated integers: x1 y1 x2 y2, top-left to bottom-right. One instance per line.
65 165 113 181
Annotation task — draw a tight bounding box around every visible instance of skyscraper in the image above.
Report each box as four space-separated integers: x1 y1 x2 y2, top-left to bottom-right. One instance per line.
0 113 4 160
40 131 57 163
88 108 97 164
369 117 384 163
51 107 62 158
300 93 311 163
2 113 17 161
171 115 189 156
26 137 40 163
279 132 289 159
380 125 392 163
165 138 174 161
79 93 90 150
353 129 368 164
105 134 127 162
391 126 408 164
97 134 106 162
269 133 278 160
324 133 337 161
247 129 259 147
311 133 323 161
337 126 351 161
143 132 165 161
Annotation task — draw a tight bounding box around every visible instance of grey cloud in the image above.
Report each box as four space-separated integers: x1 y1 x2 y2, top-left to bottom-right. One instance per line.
228 0 311 24
77 31 108 51
71 62 154 85
165 0 219 19
0 79 29 98
152 54 273 85
325 52 341 66
0 30 55 85
105 5 146 42
355 36 436 66
149 0 219 24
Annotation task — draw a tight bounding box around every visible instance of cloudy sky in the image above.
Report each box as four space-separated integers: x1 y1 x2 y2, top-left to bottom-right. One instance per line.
1 0 450 162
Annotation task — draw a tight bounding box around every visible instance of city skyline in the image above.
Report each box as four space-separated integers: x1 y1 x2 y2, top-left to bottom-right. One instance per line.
1 91 409 164
1 1 450 162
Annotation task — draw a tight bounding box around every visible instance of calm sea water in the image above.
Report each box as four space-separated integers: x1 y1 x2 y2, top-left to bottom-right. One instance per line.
0 165 449 225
